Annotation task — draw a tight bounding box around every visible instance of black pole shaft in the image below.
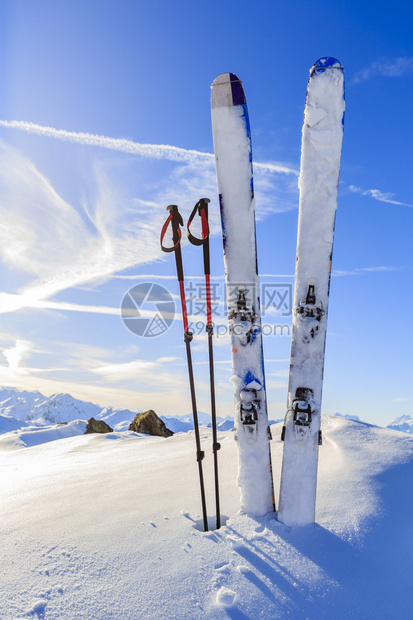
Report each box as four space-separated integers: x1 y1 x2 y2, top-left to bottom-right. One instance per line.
197 199 220 529
185 334 208 532
207 324 221 529
161 205 208 532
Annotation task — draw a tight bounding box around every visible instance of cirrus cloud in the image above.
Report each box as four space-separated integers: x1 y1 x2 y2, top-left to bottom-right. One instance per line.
353 57 413 83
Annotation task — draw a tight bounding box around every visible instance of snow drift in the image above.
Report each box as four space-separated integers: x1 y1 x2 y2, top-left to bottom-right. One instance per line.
1 414 412 619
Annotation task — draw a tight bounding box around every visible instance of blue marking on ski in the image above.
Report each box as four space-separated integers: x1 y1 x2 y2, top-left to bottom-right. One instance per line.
244 370 261 387
218 194 227 253
314 57 343 71
229 73 246 106
238 103 254 194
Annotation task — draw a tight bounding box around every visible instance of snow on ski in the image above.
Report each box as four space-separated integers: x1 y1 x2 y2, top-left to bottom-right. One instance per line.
211 73 274 516
278 58 345 526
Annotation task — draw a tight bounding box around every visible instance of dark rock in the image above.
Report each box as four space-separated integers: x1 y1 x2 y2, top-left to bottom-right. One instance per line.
129 410 173 437
85 417 113 434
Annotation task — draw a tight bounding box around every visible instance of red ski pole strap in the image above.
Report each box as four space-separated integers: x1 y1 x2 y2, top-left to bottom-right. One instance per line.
200 208 209 242
187 198 210 246
160 213 182 253
179 280 189 333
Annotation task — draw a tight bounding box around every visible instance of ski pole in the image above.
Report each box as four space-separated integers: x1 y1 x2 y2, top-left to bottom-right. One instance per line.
187 198 221 529
161 204 209 532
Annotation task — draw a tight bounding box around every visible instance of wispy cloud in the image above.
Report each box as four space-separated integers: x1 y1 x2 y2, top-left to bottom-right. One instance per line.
333 265 407 277
349 185 412 208
0 120 298 176
1 119 407 327
0 120 299 319
0 140 165 313
353 57 413 83
115 274 208 280
2 339 32 373
0 292 119 316
116 273 294 280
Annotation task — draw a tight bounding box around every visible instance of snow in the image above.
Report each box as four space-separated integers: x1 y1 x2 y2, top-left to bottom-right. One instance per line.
0 414 27 434
1 415 413 618
0 420 87 450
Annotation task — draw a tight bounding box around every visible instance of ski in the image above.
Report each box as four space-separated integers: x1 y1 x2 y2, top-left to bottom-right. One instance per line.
211 73 275 516
278 58 345 526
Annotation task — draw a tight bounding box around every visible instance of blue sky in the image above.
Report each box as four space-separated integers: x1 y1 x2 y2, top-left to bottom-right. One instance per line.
0 0 412 425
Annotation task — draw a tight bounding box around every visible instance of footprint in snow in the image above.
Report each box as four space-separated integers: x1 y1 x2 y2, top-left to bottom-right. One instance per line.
226 535 244 550
216 586 237 608
214 561 231 572
24 598 47 617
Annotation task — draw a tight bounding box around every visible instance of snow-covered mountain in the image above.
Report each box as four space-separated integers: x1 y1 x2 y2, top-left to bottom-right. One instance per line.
387 414 413 434
161 412 235 433
0 387 145 431
333 412 361 421
1 415 412 618
3 387 412 440
0 387 45 419
0 387 234 434
0 387 102 425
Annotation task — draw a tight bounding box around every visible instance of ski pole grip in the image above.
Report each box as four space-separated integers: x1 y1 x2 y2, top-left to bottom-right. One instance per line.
187 198 210 246
160 205 183 253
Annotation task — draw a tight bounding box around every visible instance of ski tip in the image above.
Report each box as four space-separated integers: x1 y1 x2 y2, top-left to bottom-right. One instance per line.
312 57 344 74
211 72 246 109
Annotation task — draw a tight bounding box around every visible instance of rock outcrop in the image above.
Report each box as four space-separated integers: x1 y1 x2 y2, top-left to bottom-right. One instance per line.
128 410 173 437
85 418 113 434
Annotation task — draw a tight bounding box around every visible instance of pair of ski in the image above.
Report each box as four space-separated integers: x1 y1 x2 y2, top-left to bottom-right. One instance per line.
160 199 220 532
211 59 345 526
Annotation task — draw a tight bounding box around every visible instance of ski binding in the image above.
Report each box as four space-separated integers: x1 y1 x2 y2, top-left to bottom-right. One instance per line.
238 381 262 442
292 387 315 441
228 286 259 346
295 279 325 339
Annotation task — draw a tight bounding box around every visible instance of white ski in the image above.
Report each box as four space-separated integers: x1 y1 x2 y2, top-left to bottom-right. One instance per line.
211 73 274 516
278 58 345 526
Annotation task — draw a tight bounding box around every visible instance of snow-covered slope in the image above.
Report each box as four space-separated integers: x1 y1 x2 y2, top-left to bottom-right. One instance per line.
1 415 412 619
0 420 87 450
387 414 413 434
0 413 28 434
333 412 361 421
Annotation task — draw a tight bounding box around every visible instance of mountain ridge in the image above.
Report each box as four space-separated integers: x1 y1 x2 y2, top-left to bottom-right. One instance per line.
1 386 411 435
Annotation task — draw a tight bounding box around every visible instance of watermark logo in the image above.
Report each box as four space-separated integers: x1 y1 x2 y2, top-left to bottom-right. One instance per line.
121 280 292 338
262 283 292 317
121 283 175 337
